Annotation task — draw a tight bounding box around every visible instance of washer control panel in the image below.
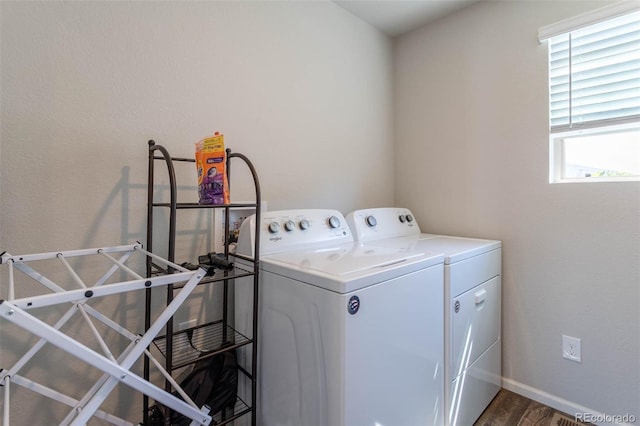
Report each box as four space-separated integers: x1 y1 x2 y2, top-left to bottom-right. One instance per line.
237 209 353 256
346 207 420 242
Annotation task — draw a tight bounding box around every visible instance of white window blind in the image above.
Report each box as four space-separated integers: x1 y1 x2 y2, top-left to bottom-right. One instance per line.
548 10 640 133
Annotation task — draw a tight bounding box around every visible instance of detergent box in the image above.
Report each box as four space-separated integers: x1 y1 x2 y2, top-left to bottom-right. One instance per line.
195 132 229 205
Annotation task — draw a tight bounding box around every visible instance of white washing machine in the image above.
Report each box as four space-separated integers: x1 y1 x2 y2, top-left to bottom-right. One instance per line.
234 209 445 426
346 207 502 426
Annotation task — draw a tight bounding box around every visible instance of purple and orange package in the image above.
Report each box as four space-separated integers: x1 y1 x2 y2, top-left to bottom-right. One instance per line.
195 132 230 205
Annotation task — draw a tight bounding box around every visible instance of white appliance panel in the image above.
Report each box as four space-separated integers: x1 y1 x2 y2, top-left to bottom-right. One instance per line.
446 248 501 297
259 270 334 426
258 264 444 426
447 339 501 426
344 264 444 426
417 236 502 265
262 243 444 293
265 244 423 275
236 209 353 257
450 276 501 382
346 207 419 241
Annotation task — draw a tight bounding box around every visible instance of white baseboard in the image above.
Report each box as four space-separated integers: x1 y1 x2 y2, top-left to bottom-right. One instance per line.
501 377 636 426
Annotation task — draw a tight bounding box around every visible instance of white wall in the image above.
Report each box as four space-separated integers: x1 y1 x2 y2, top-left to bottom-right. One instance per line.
0 1 393 423
1 0 394 255
394 0 640 420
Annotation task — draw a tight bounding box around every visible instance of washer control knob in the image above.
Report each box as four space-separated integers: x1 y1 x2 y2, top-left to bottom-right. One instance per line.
398 215 406 223
365 215 377 227
299 219 310 230
406 214 414 223
268 222 280 234
284 220 295 232
328 215 341 229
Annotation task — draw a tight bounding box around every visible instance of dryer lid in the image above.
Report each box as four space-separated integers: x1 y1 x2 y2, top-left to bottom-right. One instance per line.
416 235 501 264
353 234 501 264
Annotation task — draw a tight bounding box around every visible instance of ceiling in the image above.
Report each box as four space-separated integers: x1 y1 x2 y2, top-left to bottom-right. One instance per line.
333 0 481 37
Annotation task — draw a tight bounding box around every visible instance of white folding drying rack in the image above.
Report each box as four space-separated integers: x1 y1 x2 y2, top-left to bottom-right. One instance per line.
0 243 212 426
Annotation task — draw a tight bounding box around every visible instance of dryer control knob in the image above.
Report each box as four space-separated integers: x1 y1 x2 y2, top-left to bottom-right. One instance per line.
268 222 280 234
366 215 377 227
398 215 406 223
284 220 295 232
406 214 414 223
299 219 310 230
328 215 341 229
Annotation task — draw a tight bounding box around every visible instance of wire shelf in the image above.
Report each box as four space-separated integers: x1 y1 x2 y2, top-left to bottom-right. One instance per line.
148 262 255 286
146 142 261 425
213 396 251 426
146 395 251 426
153 320 252 369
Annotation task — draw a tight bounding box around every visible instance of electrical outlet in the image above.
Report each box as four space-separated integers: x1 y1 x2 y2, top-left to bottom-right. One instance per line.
562 335 582 363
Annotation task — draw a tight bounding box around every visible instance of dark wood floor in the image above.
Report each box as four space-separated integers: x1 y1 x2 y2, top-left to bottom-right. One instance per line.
474 389 590 426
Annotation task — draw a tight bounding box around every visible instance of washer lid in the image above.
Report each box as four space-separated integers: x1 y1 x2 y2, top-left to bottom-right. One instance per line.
262 242 444 293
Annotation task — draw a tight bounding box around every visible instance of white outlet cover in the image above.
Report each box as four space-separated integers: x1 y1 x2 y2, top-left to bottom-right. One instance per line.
562 335 582 363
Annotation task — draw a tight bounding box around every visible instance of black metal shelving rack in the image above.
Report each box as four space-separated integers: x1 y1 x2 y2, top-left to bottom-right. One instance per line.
143 140 261 426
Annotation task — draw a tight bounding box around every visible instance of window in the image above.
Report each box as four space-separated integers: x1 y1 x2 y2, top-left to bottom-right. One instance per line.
551 124 640 181
541 6 640 183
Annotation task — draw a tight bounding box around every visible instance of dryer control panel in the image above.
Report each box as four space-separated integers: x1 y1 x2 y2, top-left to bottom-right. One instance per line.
346 207 421 242
236 209 353 257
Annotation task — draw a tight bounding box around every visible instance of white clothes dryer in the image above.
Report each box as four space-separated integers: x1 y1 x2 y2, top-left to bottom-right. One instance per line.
346 207 502 426
234 209 445 426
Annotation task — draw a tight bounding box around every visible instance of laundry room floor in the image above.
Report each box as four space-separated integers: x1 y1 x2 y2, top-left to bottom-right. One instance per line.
474 389 591 426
